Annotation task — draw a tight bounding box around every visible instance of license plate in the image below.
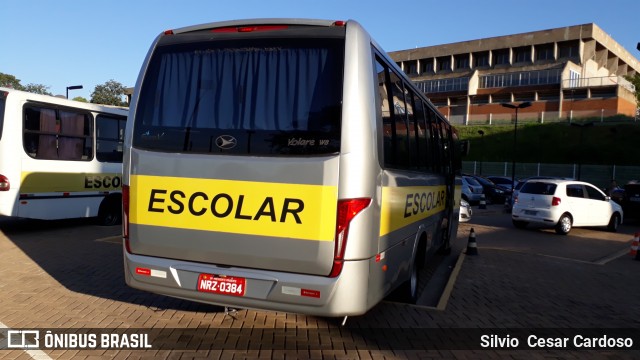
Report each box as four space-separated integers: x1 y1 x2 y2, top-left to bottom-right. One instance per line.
197 274 246 297
630 197 640 202
524 210 537 215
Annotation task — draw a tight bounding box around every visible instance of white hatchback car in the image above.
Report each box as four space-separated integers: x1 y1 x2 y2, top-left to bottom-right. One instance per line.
512 179 623 235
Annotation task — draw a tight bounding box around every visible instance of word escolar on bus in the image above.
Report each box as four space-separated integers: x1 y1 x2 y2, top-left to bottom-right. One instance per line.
84 175 122 189
404 189 447 218
147 189 305 224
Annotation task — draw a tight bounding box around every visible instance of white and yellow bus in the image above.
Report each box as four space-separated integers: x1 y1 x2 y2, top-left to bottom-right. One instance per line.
0 87 128 225
123 19 463 317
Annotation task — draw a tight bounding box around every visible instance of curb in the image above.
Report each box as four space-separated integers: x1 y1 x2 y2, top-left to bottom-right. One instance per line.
436 249 466 311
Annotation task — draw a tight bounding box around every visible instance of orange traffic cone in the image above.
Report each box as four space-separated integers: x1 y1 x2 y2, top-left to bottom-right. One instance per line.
466 228 478 255
631 233 639 257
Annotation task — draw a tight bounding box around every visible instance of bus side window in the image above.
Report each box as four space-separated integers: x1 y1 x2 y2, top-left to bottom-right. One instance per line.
376 58 394 168
413 99 429 171
405 90 418 170
388 71 410 169
23 106 92 161
426 108 441 173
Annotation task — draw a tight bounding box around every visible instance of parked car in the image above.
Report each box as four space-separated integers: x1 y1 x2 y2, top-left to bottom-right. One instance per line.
610 180 640 219
462 176 485 205
512 179 623 235
508 176 573 211
459 199 472 223
487 176 516 191
467 174 511 205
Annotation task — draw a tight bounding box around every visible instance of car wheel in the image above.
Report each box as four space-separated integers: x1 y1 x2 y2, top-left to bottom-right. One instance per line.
607 213 620 232
555 214 572 235
512 220 528 229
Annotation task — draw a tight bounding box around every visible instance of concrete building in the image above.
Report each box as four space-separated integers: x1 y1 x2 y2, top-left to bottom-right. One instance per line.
389 23 639 125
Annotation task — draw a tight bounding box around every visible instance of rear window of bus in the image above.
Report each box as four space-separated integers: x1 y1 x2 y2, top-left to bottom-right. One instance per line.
133 31 345 156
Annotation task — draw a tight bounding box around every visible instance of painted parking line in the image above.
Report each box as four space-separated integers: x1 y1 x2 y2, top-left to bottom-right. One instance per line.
94 235 121 244
482 246 629 265
0 321 52 360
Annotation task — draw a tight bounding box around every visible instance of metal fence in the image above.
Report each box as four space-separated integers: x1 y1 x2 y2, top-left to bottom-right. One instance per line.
464 161 640 189
448 109 635 126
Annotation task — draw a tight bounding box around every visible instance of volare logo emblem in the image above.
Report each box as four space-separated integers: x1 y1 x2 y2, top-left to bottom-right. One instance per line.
215 135 237 150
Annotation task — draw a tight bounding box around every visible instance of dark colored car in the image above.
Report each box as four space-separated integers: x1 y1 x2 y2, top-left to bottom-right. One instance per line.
487 176 516 191
612 180 640 219
466 174 512 204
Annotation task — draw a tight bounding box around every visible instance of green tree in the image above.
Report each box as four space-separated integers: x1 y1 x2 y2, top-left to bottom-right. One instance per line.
1 72 52 95
72 96 88 103
0 72 24 90
90 79 127 106
23 83 52 96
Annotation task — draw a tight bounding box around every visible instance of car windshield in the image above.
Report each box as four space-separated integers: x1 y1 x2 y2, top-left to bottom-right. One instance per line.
464 177 481 186
520 182 557 195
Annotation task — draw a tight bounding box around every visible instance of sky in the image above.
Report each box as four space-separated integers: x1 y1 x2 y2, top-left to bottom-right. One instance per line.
2 0 639 100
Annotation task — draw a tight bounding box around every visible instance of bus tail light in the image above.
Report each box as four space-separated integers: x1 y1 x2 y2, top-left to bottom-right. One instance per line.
329 198 371 278
0 175 9 191
552 196 561 206
212 25 289 33
123 185 131 253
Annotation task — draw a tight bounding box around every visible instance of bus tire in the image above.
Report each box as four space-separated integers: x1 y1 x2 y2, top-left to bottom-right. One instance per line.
398 257 419 304
98 195 122 226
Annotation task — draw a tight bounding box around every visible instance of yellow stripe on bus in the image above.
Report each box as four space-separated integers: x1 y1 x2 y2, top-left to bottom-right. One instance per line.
380 185 447 236
130 175 338 241
20 172 122 193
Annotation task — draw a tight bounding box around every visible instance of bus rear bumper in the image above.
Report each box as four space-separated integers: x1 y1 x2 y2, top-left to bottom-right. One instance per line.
123 247 375 317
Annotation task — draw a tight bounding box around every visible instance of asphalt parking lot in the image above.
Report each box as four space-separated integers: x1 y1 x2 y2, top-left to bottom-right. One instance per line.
1 206 640 359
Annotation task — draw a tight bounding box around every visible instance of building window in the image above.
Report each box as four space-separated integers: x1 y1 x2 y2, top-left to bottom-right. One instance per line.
558 40 579 59
437 56 451 72
569 70 580 88
513 46 532 63
473 51 489 67
405 60 417 75
535 44 554 61
454 54 469 70
416 77 469 93
421 58 434 73
479 69 562 88
493 49 510 65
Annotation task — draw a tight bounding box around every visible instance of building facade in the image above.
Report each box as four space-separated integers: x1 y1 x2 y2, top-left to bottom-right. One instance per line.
389 23 639 125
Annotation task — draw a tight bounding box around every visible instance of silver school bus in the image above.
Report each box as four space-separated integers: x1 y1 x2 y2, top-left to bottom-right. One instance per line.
0 87 128 225
123 19 463 317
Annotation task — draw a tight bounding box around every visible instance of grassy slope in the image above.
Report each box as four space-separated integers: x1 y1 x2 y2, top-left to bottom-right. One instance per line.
456 122 640 166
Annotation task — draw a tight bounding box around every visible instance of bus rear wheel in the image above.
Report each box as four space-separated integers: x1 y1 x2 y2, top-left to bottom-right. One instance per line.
98 195 122 226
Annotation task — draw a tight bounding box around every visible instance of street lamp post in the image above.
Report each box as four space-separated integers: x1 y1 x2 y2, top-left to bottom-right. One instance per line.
66 85 83 99
477 130 485 175
501 101 532 194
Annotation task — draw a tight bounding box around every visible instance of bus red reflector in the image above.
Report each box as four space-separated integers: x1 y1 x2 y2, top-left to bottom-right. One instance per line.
333 20 346 26
163 30 174 35
0 175 9 191
136 267 151 276
329 198 371 278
